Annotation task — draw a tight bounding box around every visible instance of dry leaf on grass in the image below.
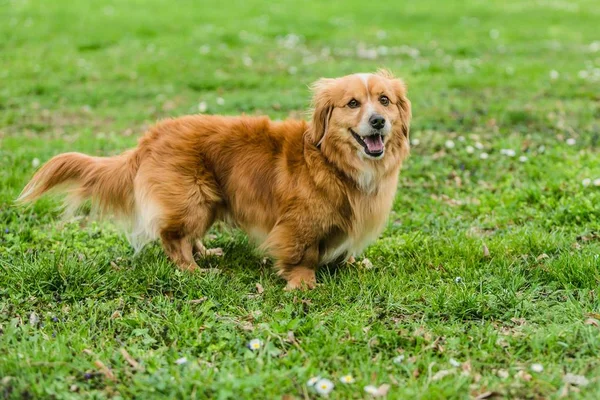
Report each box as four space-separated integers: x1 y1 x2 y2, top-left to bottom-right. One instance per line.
474 391 495 400
364 384 390 397
94 360 116 381
120 348 142 371
515 370 532 381
432 369 454 381
255 283 264 294
563 373 589 387
482 244 490 257
189 297 207 304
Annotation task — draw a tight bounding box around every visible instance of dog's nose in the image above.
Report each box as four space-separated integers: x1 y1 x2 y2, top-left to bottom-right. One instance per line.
369 114 386 130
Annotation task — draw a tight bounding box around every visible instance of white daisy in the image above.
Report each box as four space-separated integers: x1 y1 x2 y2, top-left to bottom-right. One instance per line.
582 179 591 187
198 101 208 113
314 378 334 396
519 156 528 163
475 142 484 150
411 138 420 146
531 363 544 373
594 178 600 187
445 140 455 149
465 145 475 154
500 149 516 157
549 70 560 80
339 375 355 384
216 97 225 106
175 357 187 365
247 338 263 351
32 158 40 168
480 152 489 160
393 355 405 364
566 138 576 146
458 136 466 142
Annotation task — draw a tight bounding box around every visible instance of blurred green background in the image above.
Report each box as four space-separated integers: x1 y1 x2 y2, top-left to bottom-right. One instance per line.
1 0 599 398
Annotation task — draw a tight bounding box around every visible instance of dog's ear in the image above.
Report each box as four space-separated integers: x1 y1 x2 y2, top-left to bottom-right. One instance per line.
308 78 336 146
377 69 411 139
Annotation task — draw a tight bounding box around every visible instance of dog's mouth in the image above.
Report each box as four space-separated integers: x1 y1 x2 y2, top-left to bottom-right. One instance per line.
350 129 384 157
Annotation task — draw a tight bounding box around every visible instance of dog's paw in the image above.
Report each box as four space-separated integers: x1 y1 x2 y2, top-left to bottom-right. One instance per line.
205 247 224 257
283 267 317 291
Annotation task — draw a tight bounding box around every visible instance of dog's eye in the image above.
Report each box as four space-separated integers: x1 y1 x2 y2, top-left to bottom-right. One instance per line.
347 99 360 109
379 95 390 106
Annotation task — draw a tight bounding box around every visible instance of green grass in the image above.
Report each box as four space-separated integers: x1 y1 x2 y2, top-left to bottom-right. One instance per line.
1 0 600 398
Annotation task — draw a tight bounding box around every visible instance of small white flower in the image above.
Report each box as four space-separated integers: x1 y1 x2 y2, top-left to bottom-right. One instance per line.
445 140 455 149
199 45 210 54
465 145 475 154
411 138 420 146
480 152 489 160
288 66 298 75
538 145 546 153
519 156 528 163
578 70 589 79
582 178 591 187
364 385 379 395
475 142 484 150
455 276 463 283
449 358 461 367
531 363 544 373
566 138 576 146
216 97 225 106
339 375 355 384
500 149 516 157
198 101 207 113
242 56 253 66
175 357 187 365
393 355 405 364
29 312 39 327
307 376 321 387
458 136 465 142
314 378 334 396
489 29 500 39
550 70 560 80
32 158 40 168
594 178 600 187
247 338 263 351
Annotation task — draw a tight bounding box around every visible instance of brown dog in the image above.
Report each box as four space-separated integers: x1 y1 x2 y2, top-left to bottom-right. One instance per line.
18 70 411 289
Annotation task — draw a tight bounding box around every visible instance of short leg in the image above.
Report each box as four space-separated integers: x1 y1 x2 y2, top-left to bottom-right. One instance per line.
263 222 319 290
161 232 199 271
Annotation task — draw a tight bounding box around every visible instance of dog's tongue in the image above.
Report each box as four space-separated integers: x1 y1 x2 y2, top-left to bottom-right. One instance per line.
364 135 384 153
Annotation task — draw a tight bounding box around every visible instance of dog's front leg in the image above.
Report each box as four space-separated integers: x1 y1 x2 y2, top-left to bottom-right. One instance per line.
263 222 319 290
279 244 319 291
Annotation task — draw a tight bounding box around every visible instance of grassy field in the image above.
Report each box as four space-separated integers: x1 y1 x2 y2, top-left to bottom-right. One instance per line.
1 0 600 398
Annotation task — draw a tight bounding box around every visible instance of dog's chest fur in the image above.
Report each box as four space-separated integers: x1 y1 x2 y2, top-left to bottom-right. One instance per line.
318 176 398 265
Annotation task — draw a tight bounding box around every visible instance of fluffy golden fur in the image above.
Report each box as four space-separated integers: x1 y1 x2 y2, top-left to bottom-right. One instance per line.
18 70 411 289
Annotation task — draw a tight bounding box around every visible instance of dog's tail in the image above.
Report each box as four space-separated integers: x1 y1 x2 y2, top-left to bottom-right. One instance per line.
17 150 141 218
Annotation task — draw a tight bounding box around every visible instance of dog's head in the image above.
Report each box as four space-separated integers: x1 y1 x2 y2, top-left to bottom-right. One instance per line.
308 70 411 166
